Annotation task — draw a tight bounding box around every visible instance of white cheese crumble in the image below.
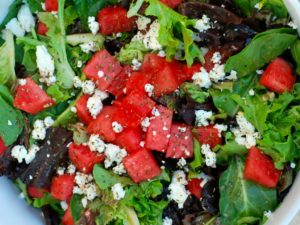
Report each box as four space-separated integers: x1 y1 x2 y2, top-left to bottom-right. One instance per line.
31 117 54 140
152 107 161 117
144 83 154 97
264 210 272 219
211 52 222 64
87 96 103 119
36 45 56 86
141 117 151 130
213 124 228 137
248 89 255 96
11 144 40 164
192 68 212 89
167 170 190 209
104 144 127 168
60 201 68 211
18 79 27 86
73 172 98 202
195 110 213 127
231 112 260 149
67 164 76 174
70 106 77 113
111 183 126 200
7 120 12 126
57 167 65 175
288 21 297 30
88 16 99 35
177 158 187 168
226 70 238 81
97 70 104 78
77 60 83 68
112 121 124 133
132 58 142 71
194 15 211 32
44 116 54 128
256 70 264 75
80 42 97 53
163 217 173 225
73 76 83 88
81 197 88 208
136 16 151 30
290 162 296 169
82 80 95 95
201 144 216 168
112 163 127 175
5 18 25 37
17 4 35 32
88 135 106 153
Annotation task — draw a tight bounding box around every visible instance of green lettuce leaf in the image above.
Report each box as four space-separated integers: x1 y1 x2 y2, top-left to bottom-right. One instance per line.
70 194 84 222
0 30 16 87
291 40 300 76
190 139 204 170
32 192 59 208
219 157 277 225
180 82 210 104
225 28 297 77
117 41 148 65
145 0 204 66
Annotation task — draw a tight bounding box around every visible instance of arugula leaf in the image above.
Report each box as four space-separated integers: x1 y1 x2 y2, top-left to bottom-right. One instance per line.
70 194 84 222
225 28 297 77
145 0 204 66
0 0 23 29
210 74 257 116
117 41 148 65
93 165 134 190
32 192 59 208
190 139 204 170
0 85 23 146
219 157 277 225
232 95 269 134
216 132 248 163
180 82 210 104
38 0 75 89
0 30 16 87
291 40 300 76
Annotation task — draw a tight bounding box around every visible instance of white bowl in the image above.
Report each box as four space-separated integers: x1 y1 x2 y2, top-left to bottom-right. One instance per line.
0 1 300 225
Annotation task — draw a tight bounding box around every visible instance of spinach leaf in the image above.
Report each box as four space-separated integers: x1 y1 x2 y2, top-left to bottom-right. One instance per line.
225 28 297 77
180 83 210 104
216 132 248 163
232 95 269 134
33 192 59 208
117 41 148 65
145 0 204 66
70 194 84 222
291 40 300 76
39 0 75 89
219 157 277 225
210 74 257 116
93 164 134 190
0 85 23 146
27 0 43 12
0 0 23 29
0 30 16 87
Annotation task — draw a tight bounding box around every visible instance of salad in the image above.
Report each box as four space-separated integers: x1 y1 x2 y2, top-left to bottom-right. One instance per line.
0 0 300 224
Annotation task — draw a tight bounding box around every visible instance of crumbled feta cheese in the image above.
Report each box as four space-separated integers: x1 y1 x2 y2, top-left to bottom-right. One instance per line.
97 70 104 78
73 76 83 88
41 2 46 10
211 52 222 64
81 197 88 208
88 134 106 153
77 60 83 68
36 45 56 86
5 18 25 37
87 94 103 119
57 167 65 175
264 210 272 218
256 70 264 75
18 79 27 86
11 145 28 163
152 107 161 117
194 15 211 32
231 112 260 149
70 106 77 113
192 68 212 88
213 124 228 137
158 50 166 57
88 16 99 35
44 116 54 128
178 127 187 132
112 121 124 133
290 162 296 169
32 119 47 140
201 144 216 168
139 141 145 147
67 164 76 174
116 32 122 38
132 58 142 71
7 120 12 126
167 170 190 208
17 4 35 32
226 70 238 80
80 42 97 53
195 110 213 127
288 21 297 30
136 16 151 30
82 80 95 95
113 163 127 175
144 83 154 97
111 183 126 200
104 144 127 168
163 217 173 225
73 172 97 201
209 64 226 82
141 117 151 129
60 201 68 211
94 89 109 101
248 89 255 96
177 158 187 168
25 145 40 164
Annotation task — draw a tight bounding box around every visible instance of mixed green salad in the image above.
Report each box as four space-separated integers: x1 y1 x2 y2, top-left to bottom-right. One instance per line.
0 0 300 225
